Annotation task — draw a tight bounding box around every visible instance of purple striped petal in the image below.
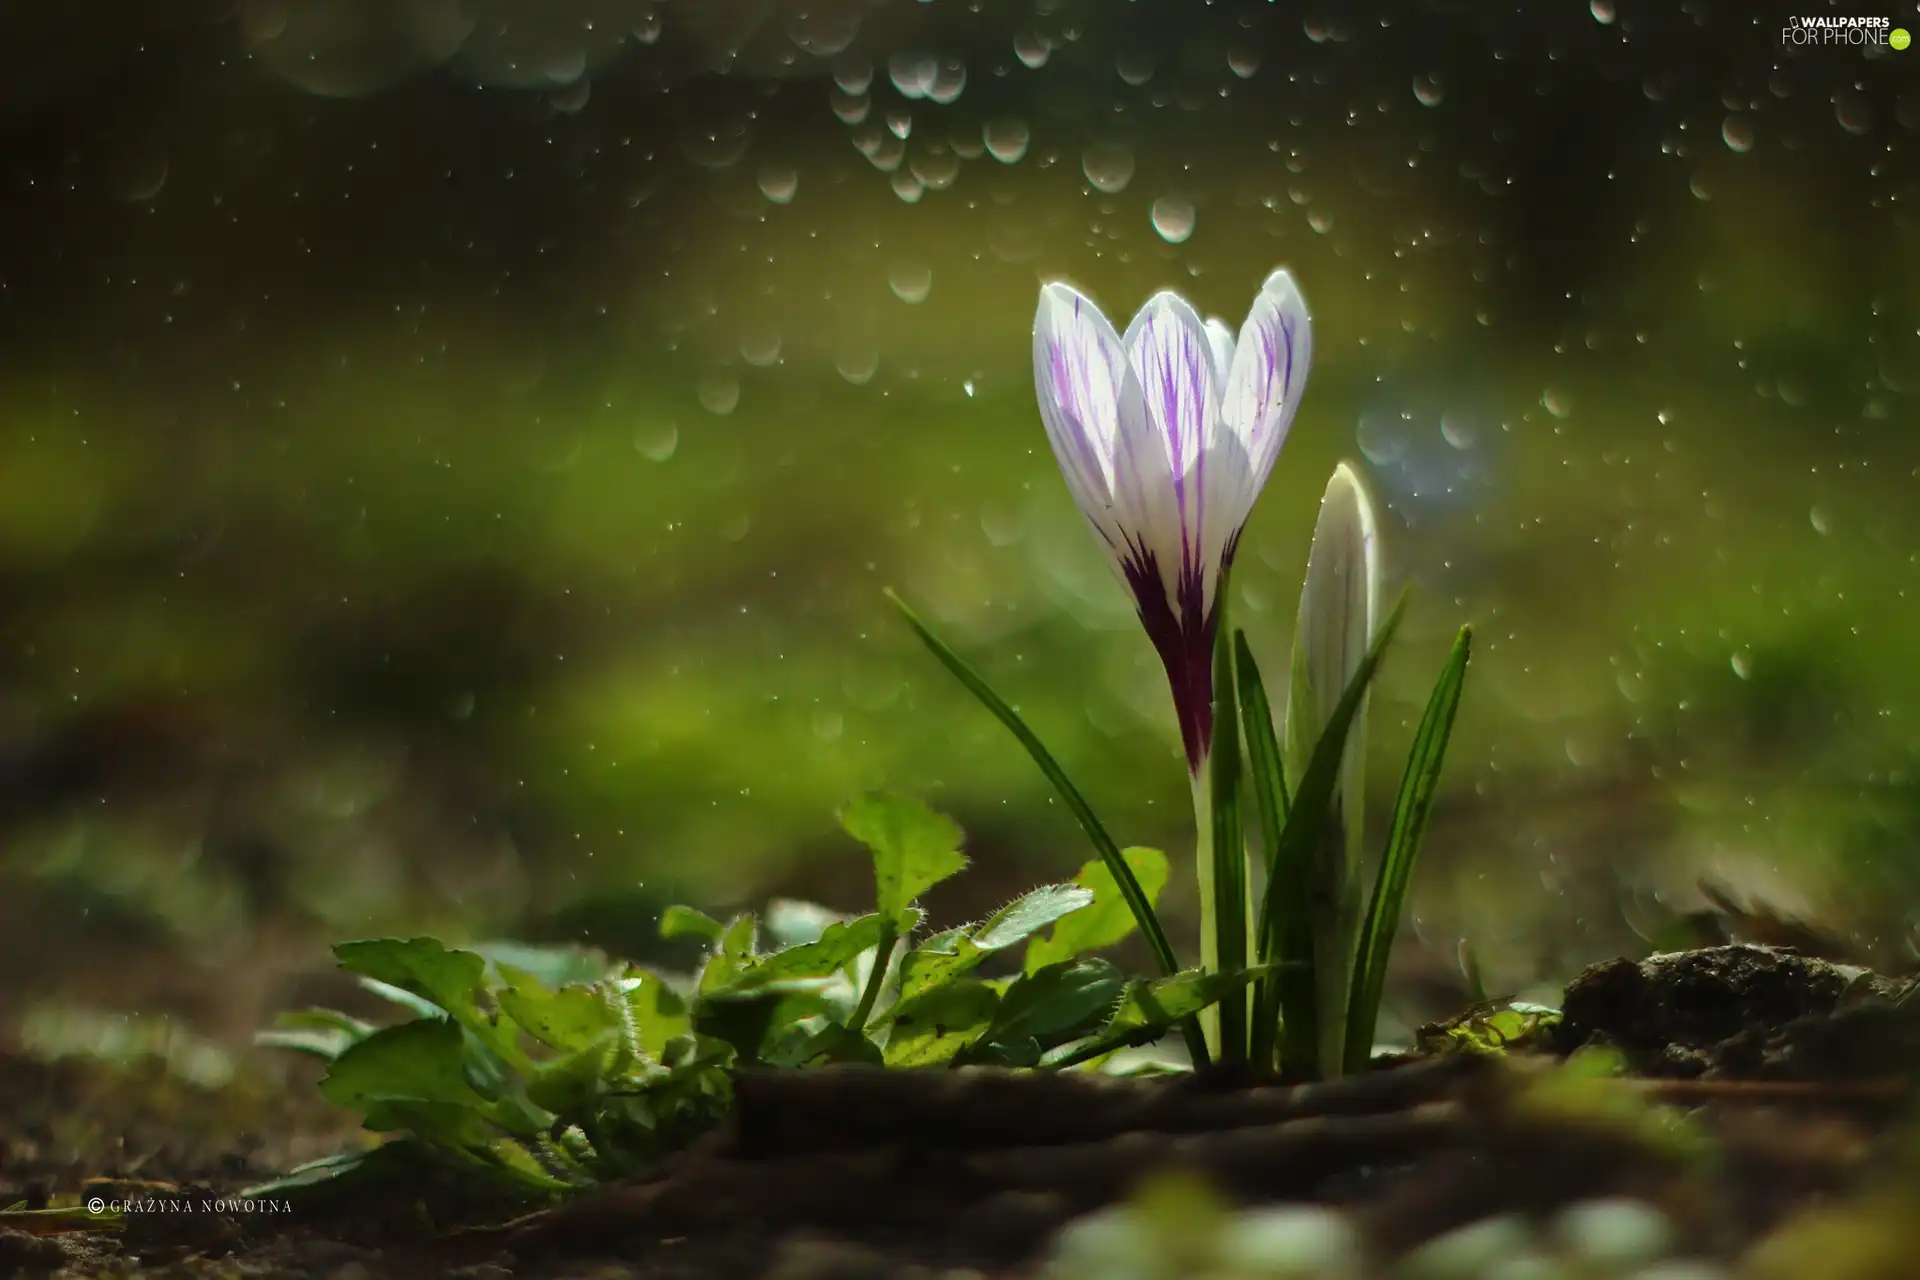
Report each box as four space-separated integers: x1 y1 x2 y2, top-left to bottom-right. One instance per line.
1119 291 1220 607
1204 317 1235 387
1031 281 1144 550
1221 269 1312 498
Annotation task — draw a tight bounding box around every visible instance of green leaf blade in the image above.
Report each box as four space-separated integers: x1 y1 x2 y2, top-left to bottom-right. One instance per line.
1024 848 1169 976
838 791 969 921
1345 624 1472 1073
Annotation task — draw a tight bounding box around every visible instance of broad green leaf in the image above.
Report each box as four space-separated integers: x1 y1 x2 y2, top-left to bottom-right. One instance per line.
334 938 521 1065
885 588 1205 1069
1345 624 1472 1073
525 1032 618 1114
838 791 969 921
471 939 609 989
660 904 726 943
496 973 618 1053
620 968 692 1058
733 912 889 989
1024 848 1169 976
697 914 760 994
981 958 1124 1048
883 981 1000 1066
319 1018 485 1115
973 883 1095 950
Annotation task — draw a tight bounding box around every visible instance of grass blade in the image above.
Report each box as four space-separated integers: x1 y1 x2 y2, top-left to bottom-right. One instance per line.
1206 619 1248 1063
883 588 1210 1068
1256 589 1409 1078
1235 631 1289 1071
1343 624 1472 1073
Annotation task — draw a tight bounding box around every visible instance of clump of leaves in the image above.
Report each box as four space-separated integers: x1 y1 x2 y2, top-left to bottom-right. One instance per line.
256 793 1257 1196
1416 1001 1564 1057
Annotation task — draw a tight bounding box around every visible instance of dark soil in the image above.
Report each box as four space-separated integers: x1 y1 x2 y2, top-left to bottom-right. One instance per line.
5 944 1920 1279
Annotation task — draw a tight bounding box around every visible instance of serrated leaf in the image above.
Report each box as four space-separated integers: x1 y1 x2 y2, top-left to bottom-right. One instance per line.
1047 967 1270 1068
733 912 889 989
1025 848 1169 975
980 958 1124 1050
697 914 760 994
319 1018 485 1116
334 938 521 1065
693 989 830 1064
660 904 726 943
838 791 968 921
620 969 691 1058
525 1032 618 1114
496 974 619 1054
883 981 1000 1066
973 883 1095 951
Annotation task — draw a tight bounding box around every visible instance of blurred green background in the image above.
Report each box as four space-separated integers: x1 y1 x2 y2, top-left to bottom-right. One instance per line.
0 0 1915 1057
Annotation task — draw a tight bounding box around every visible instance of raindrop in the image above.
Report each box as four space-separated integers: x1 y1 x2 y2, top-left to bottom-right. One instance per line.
984 117 1030 164
811 709 845 743
1150 194 1196 243
888 51 937 99
831 90 870 125
887 110 913 140
836 343 880 384
720 510 751 542
633 421 679 462
1541 389 1573 419
929 60 967 105
1116 49 1154 86
1081 142 1135 194
891 170 925 203
1308 209 1334 234
1810 504 1832 535
1356 412 1407 466
889 260 933 304
739 323 783 367
1590 0 1616 22
679 113 752 170
1689 173 1713 201
1013 31 1050 69
1227 44 1261 79
833 56 873 96
1440 412 1477 449
550 78 591 114
791 6 861 58
1731 650 1753 680
1413 73 1446 107
698 373 740 415
106 144 169 203
757 162 799 204
1836 92 1873 136
909 146 960 190
633 13 662 45
1722 114 1755 152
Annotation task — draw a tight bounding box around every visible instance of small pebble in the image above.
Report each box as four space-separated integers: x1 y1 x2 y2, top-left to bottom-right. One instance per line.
1216 1205 1362 1279
1398 1215 1533 1280
1552 1198 1677 1270
1044 1206 1157 1280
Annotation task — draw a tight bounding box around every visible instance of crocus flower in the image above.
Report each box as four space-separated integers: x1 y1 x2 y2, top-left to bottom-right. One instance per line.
1032 270 1312 775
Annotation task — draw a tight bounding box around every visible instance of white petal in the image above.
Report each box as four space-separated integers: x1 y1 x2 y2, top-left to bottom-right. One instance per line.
1204 317 1235 386
1032 281 1145 548
1221 269 1312 499
1120 291 1222 609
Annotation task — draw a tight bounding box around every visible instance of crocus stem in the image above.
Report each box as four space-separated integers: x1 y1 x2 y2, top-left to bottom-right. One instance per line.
1191 764 1221 1061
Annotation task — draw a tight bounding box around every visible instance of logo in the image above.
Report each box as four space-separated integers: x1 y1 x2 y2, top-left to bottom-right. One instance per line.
1781 15 1901 47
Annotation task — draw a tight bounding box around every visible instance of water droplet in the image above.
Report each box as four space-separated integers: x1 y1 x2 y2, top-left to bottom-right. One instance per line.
929 60 967 105
1689 173 1713 201
1356 411 1407 465
1440 412 1477 449
1413 73 1446 107
1542 389 1573 419
887 110 913 140
1227 44 1261 79
1810 504 1832 535
633 421 678 462
633 14 662 45
739 323 782 367
1836 91 1873 136
836 343 880 384
1722 114 1755 152
984 117 1030 164
1731 650 1753 680
550 78 591 114
106 143 168 203
888 51 937 99
811 709 845 743
1081 142 1135 194
758 162 799 203
698 373 740 415
891 170 925 203
1307 209 1334 234
831 90 870 125
833 57 872 95
791 6 861 58
1013 31 1050 69
1590 0 1616 23
1116 49 1154 86
1150 194 1195 243
889 261 933 304
908 146 960 190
